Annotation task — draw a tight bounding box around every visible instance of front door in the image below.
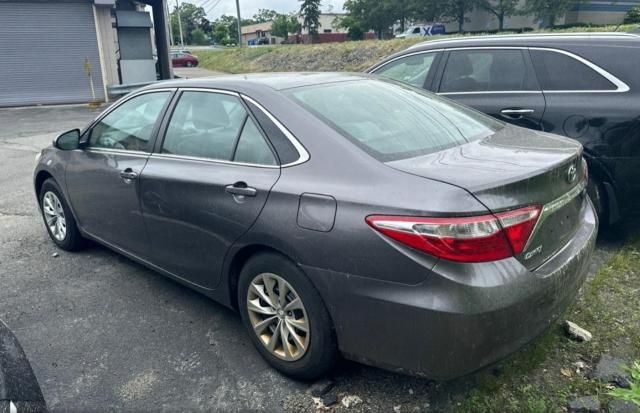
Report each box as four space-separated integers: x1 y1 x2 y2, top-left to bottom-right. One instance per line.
65 91 172 256
436 48 546 130
140 90 281 289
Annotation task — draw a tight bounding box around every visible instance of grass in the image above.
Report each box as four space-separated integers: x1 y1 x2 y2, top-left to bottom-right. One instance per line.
454 237 640 412
198 24 640 74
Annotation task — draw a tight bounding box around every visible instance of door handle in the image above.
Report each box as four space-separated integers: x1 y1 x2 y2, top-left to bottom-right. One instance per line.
500 108 534 119
119 168 138 181
225 182 257 197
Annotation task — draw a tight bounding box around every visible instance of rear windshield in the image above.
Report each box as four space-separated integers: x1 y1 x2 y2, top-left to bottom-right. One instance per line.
286 79 503 162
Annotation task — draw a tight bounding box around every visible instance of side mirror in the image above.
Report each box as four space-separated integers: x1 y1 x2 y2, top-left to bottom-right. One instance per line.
54 129 80 150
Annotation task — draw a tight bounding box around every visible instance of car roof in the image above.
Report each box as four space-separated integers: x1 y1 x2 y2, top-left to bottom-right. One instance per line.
406 32 640 51
144 72 371 94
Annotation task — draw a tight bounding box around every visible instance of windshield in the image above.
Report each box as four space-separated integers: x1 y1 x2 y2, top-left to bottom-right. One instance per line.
286 79 503 162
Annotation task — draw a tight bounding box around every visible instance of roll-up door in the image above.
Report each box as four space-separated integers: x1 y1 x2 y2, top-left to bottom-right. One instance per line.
0 1 105 107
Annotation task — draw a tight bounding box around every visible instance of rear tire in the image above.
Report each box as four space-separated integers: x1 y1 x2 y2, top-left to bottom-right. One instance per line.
238 252 337 381
39 178 84 251
587 175 607 227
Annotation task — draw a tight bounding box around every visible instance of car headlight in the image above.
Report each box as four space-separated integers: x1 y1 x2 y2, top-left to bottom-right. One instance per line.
35 151 42 164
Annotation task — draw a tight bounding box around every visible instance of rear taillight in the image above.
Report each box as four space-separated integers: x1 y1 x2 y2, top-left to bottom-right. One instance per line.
366 205 541 263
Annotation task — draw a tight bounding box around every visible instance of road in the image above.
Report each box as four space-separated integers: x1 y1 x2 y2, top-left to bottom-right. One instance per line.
0 104 630 412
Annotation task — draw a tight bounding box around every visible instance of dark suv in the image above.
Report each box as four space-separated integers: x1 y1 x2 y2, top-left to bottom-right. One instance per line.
368 33 640 224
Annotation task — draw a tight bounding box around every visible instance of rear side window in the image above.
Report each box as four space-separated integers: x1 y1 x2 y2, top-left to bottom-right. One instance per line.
530 49 617 91
286 79 503 162
440 49 538 93
374 53 436 88
233 118 277 165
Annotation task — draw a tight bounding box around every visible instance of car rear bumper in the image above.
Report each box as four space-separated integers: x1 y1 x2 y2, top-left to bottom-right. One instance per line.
304 199 597 379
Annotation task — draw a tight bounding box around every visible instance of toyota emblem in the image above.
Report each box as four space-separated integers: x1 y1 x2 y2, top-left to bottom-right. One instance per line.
567 164 577 184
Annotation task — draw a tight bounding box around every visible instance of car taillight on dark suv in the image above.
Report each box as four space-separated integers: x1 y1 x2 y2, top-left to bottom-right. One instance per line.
366 205 541 263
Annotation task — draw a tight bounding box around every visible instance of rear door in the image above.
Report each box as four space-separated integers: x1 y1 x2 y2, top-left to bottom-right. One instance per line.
435 48 546 130
140 89 280 289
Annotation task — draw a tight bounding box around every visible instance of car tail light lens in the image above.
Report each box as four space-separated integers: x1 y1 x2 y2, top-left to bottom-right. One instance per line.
366 206 541 263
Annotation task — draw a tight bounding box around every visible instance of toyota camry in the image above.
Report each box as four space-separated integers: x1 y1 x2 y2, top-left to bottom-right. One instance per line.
34 73 597 380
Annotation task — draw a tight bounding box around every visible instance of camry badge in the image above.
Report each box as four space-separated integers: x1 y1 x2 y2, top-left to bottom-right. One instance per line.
567 164 577 184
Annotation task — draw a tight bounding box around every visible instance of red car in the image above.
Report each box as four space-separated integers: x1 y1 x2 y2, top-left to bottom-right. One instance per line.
171 51 198 67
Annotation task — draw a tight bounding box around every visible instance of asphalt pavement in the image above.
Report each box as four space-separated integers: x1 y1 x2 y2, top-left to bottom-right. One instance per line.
0 104 630 412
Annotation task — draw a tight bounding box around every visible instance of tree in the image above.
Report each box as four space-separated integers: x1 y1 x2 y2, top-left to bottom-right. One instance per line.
624 6 640 23
479 0 519 31
170 2 210 45
440 0 479 33
343 0 398 39
212 15 255 45
253 9 278 23
271 13 301 41
190 28 208 45
333 15 365 40
212 22 230 44
299 0 322 39
524 0 583 27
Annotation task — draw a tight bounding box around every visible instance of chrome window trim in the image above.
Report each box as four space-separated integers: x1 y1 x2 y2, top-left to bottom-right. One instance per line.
149 153 280 169
368 49 443 73
241 94 310 167
439 91 543 96
84 148 150 158
176 87 240 96
427 46 628 94
407 32 639 51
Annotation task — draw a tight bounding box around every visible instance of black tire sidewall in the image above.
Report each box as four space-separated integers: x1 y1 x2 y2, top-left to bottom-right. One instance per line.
238 252 337 381
39 179 83 251
587 175 607 226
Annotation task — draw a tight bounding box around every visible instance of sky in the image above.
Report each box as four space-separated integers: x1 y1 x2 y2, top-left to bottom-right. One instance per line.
183 0 346 21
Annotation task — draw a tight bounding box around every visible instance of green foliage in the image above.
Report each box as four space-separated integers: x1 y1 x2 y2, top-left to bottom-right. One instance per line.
170 2 209 45
440 0 480 32
479 0 520 30
271 14 301 41
524 0 585 27
608 361 640 407
625 6 640 24
299 0 322 37
343 0 399 39
190 28 208 45
252 9 278 23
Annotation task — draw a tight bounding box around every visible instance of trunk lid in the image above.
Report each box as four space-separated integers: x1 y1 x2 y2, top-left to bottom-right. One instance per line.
387 125 587 269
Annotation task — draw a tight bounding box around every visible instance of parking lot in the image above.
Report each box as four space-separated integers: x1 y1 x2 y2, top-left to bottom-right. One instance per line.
0 104 635 412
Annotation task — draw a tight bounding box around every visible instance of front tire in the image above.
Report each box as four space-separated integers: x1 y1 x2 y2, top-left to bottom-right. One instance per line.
39 178 84 251
238 252 337 380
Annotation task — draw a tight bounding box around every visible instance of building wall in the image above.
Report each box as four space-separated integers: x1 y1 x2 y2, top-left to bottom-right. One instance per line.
94 5 119 87
299 13 348 34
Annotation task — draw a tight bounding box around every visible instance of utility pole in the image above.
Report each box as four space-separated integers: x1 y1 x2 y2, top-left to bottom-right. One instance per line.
176 0 184 48
235 0 242 47
166 0 174 47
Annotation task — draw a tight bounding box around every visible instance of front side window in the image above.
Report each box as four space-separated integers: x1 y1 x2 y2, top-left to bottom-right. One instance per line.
530 49 617 91
374 53 436 88
162 91 276 165
89 91 170 151
440 49 538 93
287 79 503 162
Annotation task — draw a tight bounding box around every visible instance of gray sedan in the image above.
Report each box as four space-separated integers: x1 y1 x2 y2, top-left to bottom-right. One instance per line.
33 73 597 380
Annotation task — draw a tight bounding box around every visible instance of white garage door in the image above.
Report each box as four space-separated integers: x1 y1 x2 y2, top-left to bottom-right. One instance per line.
0 1 105 107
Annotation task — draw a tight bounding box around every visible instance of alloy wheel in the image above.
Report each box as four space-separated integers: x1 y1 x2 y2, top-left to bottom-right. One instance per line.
246 272 310 361
42 191 67 241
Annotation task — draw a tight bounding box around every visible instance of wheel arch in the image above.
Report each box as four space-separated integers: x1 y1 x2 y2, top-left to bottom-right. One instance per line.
582 149 621 224
34 170 54 197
